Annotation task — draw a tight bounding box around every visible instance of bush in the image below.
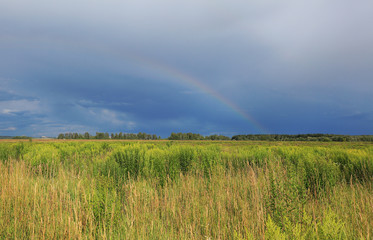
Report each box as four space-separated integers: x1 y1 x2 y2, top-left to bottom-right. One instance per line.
23 144 60 177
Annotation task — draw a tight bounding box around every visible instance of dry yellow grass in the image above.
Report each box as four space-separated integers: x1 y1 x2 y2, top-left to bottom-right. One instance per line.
0 141 372 239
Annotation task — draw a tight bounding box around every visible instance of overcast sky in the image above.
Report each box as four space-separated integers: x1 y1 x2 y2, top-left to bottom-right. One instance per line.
1 0 373 137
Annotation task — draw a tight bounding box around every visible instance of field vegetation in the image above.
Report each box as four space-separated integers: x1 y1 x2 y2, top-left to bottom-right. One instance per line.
0 140 372 239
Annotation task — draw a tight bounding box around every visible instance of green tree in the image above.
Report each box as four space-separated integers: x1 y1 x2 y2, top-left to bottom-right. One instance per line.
84 132 90 139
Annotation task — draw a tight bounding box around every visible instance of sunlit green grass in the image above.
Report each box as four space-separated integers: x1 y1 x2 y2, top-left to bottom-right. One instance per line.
0 140 372 239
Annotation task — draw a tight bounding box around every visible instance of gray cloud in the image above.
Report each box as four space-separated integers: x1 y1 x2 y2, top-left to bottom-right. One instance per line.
1 0 373 136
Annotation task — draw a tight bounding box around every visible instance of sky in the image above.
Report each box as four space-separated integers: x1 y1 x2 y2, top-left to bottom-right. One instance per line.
1 0 373 137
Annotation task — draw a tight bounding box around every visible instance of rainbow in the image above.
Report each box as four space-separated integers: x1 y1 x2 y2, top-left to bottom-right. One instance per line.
128 54 268 134
40 37 268 133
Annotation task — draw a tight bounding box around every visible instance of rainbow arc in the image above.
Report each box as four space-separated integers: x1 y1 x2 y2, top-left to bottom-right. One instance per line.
128 54 268 134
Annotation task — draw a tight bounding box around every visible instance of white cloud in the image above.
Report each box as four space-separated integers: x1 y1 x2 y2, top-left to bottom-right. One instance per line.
0 127 16 131
100 108 127 126
75 104 136 129
2 109 13 114
251 1 373 67
99 108 136 129
0 100 41 115
29 123 95 137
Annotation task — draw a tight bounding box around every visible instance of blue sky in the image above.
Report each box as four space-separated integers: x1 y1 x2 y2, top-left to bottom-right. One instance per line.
1 0 373 137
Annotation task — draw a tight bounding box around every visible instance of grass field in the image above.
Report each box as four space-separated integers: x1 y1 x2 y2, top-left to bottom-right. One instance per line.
0 140 372 239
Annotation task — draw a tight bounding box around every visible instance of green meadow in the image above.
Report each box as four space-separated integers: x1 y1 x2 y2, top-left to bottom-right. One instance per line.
0 140 372 239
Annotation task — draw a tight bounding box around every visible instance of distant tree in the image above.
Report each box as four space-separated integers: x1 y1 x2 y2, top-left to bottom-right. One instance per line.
230 134 373 142
169 132 177 140
73 133 79 139
13 136 32 139
168 132 229 141
84 132 90 139
96 132 105 139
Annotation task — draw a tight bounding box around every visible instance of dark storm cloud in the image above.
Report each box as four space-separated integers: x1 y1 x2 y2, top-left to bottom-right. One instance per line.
1 0 373 137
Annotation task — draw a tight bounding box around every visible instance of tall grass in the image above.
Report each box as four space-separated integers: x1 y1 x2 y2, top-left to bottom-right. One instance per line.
0 141 372 239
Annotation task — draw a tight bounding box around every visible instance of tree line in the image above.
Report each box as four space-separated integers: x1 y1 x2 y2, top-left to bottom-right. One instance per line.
57 132 160 140
231 134 373 142
168 132 230 140
0 136 31 140
57 132 230 140
56 132 373 142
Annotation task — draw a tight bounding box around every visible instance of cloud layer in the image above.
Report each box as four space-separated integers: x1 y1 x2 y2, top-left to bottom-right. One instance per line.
1 0 373 137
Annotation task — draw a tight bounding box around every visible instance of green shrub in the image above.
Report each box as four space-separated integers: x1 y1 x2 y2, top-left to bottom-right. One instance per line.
0 144 11 162
265 215 286 240
144 148 168 186
23 144 60 177
176 146 195 173
110 144 146 179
